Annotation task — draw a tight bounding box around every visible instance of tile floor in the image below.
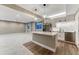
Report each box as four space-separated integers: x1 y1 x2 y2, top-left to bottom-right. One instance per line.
0 32 33 55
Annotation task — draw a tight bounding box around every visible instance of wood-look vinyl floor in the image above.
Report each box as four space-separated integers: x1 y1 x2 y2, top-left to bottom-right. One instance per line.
23 42 54 55
55 40 78 55
23 40 79 55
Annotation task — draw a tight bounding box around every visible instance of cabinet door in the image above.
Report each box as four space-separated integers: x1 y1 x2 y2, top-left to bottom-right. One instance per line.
65 32 75 42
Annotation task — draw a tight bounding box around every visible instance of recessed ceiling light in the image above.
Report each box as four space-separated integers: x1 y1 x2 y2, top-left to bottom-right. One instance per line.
34 8 37 11
34 18 38 20
43 15 47 18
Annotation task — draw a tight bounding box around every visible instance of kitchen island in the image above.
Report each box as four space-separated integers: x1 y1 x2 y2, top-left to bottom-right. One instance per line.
32 31 57 52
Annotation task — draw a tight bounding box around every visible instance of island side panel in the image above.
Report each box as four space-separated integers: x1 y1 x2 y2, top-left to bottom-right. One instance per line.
32 33 56 51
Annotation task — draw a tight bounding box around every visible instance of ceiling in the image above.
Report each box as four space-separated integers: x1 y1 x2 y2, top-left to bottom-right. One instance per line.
0 4 66 23
0 5 36 23
18 4 66 16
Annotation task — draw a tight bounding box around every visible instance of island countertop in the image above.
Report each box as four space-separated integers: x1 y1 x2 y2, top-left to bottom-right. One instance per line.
32 31 57 36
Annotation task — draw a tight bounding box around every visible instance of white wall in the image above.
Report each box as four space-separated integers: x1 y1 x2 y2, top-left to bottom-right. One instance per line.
66 14 75 21
0 21 25 34
47 16 66 27
56 21 77 32
66 4 79 15
66 4 79 47
74 10 79 47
